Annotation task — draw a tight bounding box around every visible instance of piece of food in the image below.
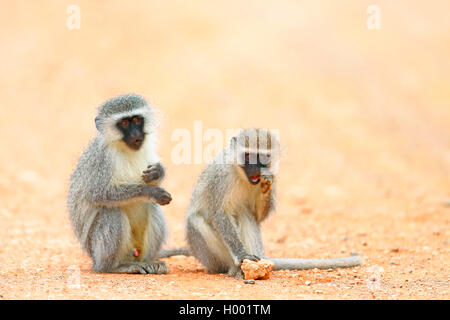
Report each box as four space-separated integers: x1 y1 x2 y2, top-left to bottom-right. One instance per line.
241 258 274 280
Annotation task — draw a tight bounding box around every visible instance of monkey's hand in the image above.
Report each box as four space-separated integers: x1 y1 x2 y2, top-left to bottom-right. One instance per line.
260 175 273 194
142 163 165 184
238 254 260 264
147 186 172 205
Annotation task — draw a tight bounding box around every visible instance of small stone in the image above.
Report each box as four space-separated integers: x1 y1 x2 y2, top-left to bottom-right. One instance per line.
241 259 274 280
368 275 378 282
244 279 255 284
305 280 312 286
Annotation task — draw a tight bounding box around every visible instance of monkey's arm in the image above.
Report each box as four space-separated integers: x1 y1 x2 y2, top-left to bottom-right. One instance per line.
211 211 259 262
255 175 276 222
142 163 165 186
270 254 363 271
90 184 171 206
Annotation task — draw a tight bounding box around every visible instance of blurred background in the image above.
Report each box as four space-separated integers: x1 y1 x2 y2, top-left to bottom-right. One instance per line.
0 1 448 299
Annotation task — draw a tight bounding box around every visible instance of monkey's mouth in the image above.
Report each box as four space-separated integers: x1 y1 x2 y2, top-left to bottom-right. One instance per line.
249 175 261 184
127 138 144 150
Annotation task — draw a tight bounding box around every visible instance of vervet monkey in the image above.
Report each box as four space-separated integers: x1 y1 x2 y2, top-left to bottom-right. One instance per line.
67 94 172 274
182 128 362 278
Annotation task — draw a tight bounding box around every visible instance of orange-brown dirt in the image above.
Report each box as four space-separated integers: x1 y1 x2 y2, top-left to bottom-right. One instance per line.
0 1 449 300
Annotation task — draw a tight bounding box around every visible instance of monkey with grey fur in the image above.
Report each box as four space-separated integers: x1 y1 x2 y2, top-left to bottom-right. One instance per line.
177 128 362 278
67 94 172 274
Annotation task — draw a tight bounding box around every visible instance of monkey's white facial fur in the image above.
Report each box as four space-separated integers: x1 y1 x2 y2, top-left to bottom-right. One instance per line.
96 106 155 147
230 128 280 177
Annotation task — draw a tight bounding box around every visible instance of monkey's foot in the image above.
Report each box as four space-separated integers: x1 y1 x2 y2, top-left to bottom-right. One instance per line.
144 260 168 274
114 261 167 275
227 266 245 279
142 163 164 184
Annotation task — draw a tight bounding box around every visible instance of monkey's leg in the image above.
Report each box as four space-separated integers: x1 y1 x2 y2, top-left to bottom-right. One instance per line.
270 254 363 271
186 215 230 274
88 207 167 274
141 203 169 274
190 212 259 278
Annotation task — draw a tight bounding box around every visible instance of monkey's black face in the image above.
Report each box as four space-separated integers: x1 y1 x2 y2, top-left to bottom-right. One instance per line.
240 152 271 185
116 116 145 150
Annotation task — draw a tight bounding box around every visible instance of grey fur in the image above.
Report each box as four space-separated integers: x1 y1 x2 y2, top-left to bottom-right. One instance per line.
184 129 362 278
185 129 276 278
271 254 363 270
158 248 190 258
67 94 171 274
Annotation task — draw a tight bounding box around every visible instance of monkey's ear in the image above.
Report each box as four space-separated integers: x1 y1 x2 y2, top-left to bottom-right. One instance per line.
94 116 101 131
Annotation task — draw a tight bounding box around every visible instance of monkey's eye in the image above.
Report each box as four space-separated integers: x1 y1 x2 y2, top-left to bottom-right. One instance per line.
132 117 142 125
258 153 271 167
119 119 130 127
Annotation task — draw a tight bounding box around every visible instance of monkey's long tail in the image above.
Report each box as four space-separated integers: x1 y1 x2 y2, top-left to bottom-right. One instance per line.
270 254 363 271
158 248 190 258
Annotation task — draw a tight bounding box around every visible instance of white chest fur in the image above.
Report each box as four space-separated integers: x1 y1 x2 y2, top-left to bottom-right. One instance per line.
224 173 258 216
110 139 159 184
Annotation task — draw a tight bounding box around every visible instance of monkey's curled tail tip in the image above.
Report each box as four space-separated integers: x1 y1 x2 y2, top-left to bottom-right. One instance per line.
158 248 190 258
351 252 362 258
350 252 364 266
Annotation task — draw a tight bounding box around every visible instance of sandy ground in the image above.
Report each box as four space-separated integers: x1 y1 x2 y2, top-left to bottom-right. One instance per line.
0 1 449 300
